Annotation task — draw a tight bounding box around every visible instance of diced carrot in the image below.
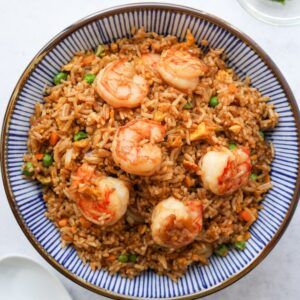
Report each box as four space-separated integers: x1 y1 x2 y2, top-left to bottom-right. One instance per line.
201 39 209 46
185 30 195 46
107 254 116 261
82 54 95 66
110 43 118 52
73 139 89 148
228 84 237 93
109 109 115 120
236 234 244 242
239 210 252 222
79 216 91 229
244 231 251 240
62 234 73 242
35 153 44 160
70 226 77 234
58 218 68 227
182 160 199 172
184 175 195 187
49 131 59 146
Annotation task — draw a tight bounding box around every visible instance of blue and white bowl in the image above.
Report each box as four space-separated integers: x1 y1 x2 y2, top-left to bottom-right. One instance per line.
1 3 300 299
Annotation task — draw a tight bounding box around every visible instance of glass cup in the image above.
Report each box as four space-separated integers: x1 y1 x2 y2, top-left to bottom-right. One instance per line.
237 0 300 26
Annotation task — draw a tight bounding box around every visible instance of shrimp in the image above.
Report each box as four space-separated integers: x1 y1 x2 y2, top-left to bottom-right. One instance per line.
151 197 203 249
111 119 165 176
157 48 207 92
69 164 129 226
200 147 251 195
141 53 161 78
94 59 149 108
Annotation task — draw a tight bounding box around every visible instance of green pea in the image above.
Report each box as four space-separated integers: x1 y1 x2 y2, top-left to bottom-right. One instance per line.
209 96 219 108
118 254 128 263
84 74 96 84
259 131 264 139
74 131 88 141
23 162 34 177
42 153 53 167
250 173 258 181
183 102 193 110
229 143 237 150
214 244 228 257
53 72 68 85
128 254 137 263
234 241 246 251
95 44 105 57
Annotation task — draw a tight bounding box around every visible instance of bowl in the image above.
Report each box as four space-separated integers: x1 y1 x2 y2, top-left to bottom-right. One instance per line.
0 255 72 300
1 3 300 299
237 0 300 26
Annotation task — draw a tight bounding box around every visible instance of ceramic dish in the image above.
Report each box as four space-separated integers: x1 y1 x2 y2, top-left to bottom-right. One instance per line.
0 255 72 300
1 3 299 299
237 0 300 26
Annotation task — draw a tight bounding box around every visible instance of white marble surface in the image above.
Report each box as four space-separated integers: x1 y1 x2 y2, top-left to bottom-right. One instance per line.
0 0 299 299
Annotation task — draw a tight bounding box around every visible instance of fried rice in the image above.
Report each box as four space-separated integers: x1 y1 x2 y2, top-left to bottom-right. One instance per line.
23 28 279 280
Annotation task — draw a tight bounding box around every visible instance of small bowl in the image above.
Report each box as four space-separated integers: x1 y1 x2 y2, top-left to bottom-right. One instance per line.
237 0 300 26
1 3 300 299
0 255 72 300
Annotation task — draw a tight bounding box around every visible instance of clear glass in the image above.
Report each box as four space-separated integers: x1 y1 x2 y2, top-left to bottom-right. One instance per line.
237 0 300 26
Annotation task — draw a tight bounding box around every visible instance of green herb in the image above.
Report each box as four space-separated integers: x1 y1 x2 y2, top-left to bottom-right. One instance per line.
42 153 53 167
118 254 128 263
84 73 96 84
259 131 264 139
74 131 88 141
214 244 228 257
229 143 237 150
271 0 285 4
234 241 246 251
183 102 193 110
128 254 137 263
53 72 68 85
95 44 105 57
209 96 219 108
23 162 34 177
250 173 258 181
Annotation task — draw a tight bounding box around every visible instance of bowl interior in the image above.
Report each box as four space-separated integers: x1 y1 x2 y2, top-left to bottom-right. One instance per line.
2 4 299 299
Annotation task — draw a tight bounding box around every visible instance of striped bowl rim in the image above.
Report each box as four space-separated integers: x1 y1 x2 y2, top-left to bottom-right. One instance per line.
1 3 300 299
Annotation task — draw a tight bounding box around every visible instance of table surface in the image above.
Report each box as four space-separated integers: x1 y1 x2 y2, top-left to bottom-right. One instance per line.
0 0 299 299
